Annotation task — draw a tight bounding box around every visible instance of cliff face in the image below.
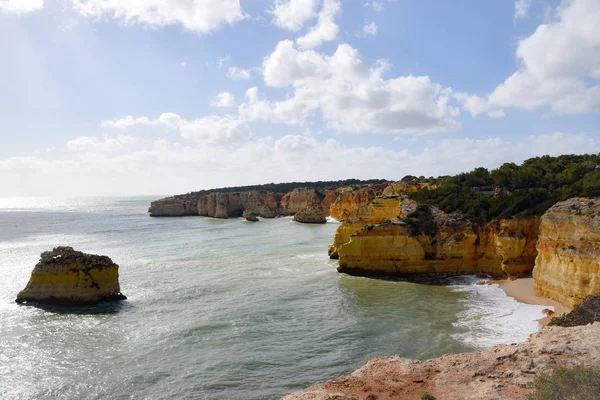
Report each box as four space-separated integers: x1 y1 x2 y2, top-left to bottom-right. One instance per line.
336 204 540 279
16 247 126 305
197 191 282 219
533 197 600 308
280 188 325 216
148 198 198 216
329 184 388 221
282 322 600 400
293 207 327 224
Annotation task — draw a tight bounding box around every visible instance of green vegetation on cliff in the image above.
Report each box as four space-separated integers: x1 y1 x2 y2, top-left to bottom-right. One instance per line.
172 179 389 200
408 154 600 222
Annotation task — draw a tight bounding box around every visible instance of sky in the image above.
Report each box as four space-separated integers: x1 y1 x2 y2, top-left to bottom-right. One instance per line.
0 0 599 197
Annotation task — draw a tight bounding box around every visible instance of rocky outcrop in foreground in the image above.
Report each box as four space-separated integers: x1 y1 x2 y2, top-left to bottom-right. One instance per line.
283 322 600 400
533 197 600 308
16 247 126 305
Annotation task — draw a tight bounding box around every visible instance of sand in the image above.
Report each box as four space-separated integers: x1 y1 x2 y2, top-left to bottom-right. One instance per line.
492 278 571 325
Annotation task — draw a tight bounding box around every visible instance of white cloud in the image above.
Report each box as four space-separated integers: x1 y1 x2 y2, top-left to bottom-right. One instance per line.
69 0 245 34
489 0 600 115
180 61 186 68
246 40 460 134
270 0 319 31
296 0 340 49
487 109 505 119
454 93 489 117
362 21 378 36
180 116 252 145
210 92 236 108
101 113 251 145
227 66 252 80
67 135 134 153
0 0 43 14
2 132 599 197
100 113 182 129
515 0 534 19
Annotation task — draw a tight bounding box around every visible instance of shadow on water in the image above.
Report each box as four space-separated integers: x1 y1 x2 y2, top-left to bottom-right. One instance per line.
16 300 133 315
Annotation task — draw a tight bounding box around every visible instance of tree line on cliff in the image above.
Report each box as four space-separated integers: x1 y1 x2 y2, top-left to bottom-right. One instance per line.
408 154 600 222
173 179 389 200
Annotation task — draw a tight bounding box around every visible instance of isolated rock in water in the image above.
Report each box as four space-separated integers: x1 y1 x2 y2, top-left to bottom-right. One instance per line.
16 247 127 305
243 209 259 222
293 207 327 224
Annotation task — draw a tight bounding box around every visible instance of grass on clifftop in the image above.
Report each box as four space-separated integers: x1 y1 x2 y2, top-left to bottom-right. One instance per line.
525 365 600 400
408 154 600 222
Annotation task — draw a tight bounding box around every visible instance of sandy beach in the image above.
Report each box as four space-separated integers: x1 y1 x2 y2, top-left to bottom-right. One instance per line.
492 278 571 325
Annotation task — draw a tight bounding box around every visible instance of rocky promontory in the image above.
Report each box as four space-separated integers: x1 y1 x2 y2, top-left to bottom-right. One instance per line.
283 322 600 400
16 247 127 305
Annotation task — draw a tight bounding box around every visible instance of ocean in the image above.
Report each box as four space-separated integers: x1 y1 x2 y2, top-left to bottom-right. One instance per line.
0 197 549 399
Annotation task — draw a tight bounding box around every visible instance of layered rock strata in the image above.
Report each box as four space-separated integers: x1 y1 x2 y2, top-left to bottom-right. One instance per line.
280 188 326 215
293 207 327 224
333 199 540 279
533 197 600 308
282 322 600 400
149 198 198 216
16 247 126 305
198 191 282 219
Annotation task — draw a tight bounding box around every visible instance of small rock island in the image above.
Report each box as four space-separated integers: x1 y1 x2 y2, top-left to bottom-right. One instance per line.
16 247 127 305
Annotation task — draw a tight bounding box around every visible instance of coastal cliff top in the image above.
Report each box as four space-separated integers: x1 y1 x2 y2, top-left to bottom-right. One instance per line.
32 246 117 274
283 322 600 400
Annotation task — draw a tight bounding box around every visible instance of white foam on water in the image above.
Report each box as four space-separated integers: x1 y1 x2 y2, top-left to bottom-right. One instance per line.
450 278 549 349
326 216 340 224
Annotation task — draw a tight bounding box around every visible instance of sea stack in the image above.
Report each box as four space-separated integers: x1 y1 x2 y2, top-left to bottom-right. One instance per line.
293 206 327 224
15 247 126 305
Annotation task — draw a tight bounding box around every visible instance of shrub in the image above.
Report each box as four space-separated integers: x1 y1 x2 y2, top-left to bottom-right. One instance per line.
420 392 436 400
524 365 600 400
548 292 600 327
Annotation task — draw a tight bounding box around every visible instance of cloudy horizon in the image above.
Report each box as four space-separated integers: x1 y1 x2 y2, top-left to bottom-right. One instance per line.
1 0 599 197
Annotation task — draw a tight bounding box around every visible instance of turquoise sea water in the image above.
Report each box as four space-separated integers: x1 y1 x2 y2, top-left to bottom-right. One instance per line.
0 197 549 399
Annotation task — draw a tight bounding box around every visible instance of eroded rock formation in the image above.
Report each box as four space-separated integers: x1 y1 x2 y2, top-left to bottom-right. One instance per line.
16 247 126 305
280 188 326 216
533 197 600 308
197 191 282 219
149 198 198 216
293 207 327 224
282 322 600 400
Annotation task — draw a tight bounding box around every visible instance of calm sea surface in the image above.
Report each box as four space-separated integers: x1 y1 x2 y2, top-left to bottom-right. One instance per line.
0 197 548 399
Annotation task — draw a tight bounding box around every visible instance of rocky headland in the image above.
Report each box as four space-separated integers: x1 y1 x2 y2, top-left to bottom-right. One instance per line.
15 247 126 305
283 321 600 400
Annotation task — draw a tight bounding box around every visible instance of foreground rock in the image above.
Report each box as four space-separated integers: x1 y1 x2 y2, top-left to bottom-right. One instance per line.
293 207 327 224
533 197 600 308
282 322 600 400
16 247 127 305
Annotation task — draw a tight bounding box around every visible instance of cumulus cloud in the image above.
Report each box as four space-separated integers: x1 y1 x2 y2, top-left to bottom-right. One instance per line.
226 67 252 80
489 0 600 115
514 0 534 19
69 0 245 34
362 21 378 36
210 92 236 108
67 135 134 152
296 0 341 49
101 113 251 145
2 132 599 197
487 109 505 119
270 0 319 31
0 0 43 14
243 40 460 134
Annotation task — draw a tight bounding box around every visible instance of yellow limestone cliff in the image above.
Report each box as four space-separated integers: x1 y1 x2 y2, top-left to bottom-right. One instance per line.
16 247 126 305
533 197 600 308
334 201 541 279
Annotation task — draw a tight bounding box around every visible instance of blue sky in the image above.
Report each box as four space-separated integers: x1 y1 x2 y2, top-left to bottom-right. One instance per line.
1 0 599 196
